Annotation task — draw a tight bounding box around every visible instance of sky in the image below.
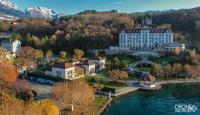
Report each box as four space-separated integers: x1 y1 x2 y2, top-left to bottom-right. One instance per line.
10 0 200 15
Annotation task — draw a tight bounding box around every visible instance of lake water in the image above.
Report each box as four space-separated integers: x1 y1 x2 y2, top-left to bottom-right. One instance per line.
103 83 200 115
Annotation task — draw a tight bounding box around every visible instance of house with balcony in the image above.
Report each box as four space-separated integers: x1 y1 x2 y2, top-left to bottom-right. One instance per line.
45 62 78 80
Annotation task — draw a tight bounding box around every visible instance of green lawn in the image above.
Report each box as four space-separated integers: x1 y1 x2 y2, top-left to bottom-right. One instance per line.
117 55 139 64
92 96 108 109
84 75 127 89
152 56 180 64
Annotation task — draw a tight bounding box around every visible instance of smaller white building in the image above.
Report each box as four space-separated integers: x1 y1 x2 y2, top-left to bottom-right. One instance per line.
81 60 96 76
1 39 21 57
45 62 77 80
91 57 106 70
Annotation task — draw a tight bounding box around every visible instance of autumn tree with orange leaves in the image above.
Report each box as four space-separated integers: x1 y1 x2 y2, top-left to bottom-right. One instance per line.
0 61 18 87
51 80 96 115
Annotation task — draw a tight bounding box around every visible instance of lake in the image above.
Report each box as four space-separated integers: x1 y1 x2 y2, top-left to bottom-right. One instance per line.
103 83 200 115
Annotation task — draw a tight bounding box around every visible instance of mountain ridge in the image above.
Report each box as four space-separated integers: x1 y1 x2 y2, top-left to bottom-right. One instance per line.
0 0 58 19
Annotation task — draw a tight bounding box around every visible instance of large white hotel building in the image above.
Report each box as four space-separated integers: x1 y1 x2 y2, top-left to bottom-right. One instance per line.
119 28 182 51
110 19 185 52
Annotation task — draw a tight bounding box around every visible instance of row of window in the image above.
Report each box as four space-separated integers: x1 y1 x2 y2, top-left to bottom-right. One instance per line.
56 70 75 77
120 38 172 44
120 43 166 47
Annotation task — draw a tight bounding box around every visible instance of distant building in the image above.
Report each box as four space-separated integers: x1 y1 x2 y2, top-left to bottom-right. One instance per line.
1 39 21 57
81 60 96 76
141 18 152 27
45 62 78 80
91 57 106 70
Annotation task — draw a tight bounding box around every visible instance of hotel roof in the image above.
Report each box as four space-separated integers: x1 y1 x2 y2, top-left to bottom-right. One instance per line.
122 29 172 33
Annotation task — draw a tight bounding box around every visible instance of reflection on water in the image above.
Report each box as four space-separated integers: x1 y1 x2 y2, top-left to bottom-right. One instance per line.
103 83 200 115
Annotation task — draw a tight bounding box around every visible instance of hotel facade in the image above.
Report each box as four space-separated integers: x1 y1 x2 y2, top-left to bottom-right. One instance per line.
117 27 185 52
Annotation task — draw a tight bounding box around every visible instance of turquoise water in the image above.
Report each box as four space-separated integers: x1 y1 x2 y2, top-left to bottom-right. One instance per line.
103 83 200 115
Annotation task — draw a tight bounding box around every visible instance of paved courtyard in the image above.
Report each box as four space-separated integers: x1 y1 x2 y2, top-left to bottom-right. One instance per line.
30 82 53 98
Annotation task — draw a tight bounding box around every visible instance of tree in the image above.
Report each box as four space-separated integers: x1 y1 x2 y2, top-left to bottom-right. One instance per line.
0 47 4 62
0 94 59 115
113 57 120 67
75 66 84 76
187 50 200 65
73 49 84 61
109 70 120 82
60 51 67 59
11 33 22 40
119 71 129 82
16 46 41 70
183 64 191 78
0 21 10 31
50 80 95 115
0 61 18 87
163 64 174 79
151 64 163 78
172 63 183 77
45 49 53 62
41 35 50 52
30 99 59 115
25 33 33 46
109 70 128 82
36 50 44 59
14 79 34 101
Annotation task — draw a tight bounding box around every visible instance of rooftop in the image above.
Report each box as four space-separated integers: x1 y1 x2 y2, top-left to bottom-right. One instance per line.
82 60 95 66
140 74 156 81
52 62 75 69
122 29 172 33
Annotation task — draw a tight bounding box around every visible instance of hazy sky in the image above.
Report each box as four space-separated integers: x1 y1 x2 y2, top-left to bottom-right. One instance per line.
11 0 200 15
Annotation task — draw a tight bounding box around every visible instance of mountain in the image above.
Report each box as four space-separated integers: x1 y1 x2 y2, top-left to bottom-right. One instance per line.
0 0 58 19
25 7 57 19
0 0 17 9
0 13 15 20
0 0 24 18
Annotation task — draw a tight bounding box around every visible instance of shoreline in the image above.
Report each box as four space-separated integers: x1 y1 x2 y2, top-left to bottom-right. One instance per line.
97 98 113 115
158 78 200 85
113 78 200 97
98 78 200 115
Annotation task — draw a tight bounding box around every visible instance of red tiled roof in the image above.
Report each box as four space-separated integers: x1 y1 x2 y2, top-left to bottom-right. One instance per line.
53 62 74 69
140 74 156 81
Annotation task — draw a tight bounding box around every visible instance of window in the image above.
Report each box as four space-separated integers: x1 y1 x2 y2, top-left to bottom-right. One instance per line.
56 71 61 77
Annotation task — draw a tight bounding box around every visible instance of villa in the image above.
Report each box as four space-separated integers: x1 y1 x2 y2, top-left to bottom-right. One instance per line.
81 60 96 76
1 39 21 57
45 62 78 80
